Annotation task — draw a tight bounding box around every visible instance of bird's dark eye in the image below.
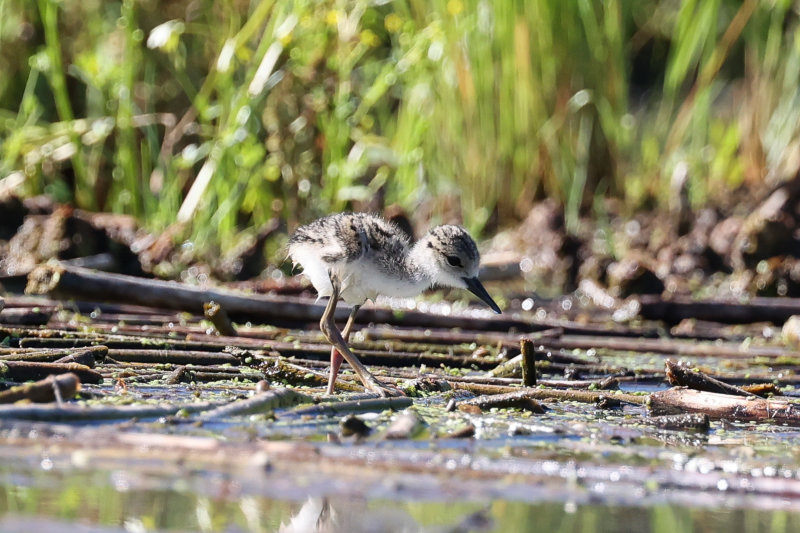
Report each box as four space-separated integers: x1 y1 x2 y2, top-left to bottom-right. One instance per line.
446 255 463 268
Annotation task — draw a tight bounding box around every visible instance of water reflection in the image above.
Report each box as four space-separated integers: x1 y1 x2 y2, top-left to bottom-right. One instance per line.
1 470 799 533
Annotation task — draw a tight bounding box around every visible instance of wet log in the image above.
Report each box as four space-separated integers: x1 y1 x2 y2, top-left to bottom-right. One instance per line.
197 387 312 419
54 347 101 368
264 359 364 391
269 341 499 370
25 263 544 331
0 361 103 384
362 326 563 349
107 349 239 366
0 345 106 365
648 387 800 424
449 381 648 405
183 371 263 383
638 294 800 325
540 334 798 360
0 307 53 326
0 401 220 421
459 391 546 413
285 396 413 418
486 354 523 378
665 360 756 397
19 336 237 353
0 373 81 404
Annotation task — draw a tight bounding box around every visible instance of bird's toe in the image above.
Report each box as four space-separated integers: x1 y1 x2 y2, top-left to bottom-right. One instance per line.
368 382 406 398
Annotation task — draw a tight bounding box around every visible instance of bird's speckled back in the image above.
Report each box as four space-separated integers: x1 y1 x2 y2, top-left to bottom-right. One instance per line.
289 212 408 265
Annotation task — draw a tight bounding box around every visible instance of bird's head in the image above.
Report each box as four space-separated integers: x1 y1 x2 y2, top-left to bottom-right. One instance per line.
416 225 501 313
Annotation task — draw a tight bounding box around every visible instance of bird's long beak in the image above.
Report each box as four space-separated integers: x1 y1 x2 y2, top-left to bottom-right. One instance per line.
463 277 501 314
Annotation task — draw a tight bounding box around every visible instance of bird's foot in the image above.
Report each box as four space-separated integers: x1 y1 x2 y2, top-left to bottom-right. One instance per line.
364 378 405 398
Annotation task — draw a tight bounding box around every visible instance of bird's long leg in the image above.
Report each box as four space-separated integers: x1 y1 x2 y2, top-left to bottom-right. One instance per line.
327 304 359 394
320 277 401 397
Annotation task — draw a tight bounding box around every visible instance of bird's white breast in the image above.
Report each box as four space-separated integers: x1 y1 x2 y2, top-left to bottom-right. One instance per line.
289 244 335 298
291 243 428 305
335 257 428 303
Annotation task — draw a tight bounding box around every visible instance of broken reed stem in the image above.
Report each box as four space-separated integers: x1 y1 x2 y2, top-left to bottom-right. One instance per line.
449 381 648 405
283 396 413 418
196 387 313 419
520 338 536 387
107 349 239 366
204 300 237 336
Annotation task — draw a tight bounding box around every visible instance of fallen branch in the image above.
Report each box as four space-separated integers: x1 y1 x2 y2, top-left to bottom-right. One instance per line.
665 360 756 397
638 294 800 325
197 387 313 419
54 347 102 368
448 381 647 405
264 359 362 391
361 326 563 349
0 307 53 326
283 396 413 418
107 349 239 366
540 334 794 360
269 341 499 370
458 391 545 414
648 387 800 424
26 263 543 331
0 401 219 421
0 345 106 366
0 360 103 384
0 373 81 404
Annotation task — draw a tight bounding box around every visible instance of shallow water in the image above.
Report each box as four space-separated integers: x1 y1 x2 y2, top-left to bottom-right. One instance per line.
4 294 800 531
2 464 800 533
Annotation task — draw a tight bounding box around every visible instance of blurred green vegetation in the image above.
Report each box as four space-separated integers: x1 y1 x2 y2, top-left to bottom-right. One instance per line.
1 0 799 251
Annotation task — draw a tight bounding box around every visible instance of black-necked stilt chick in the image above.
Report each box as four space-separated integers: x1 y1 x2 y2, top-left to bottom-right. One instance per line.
288 212 501 397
